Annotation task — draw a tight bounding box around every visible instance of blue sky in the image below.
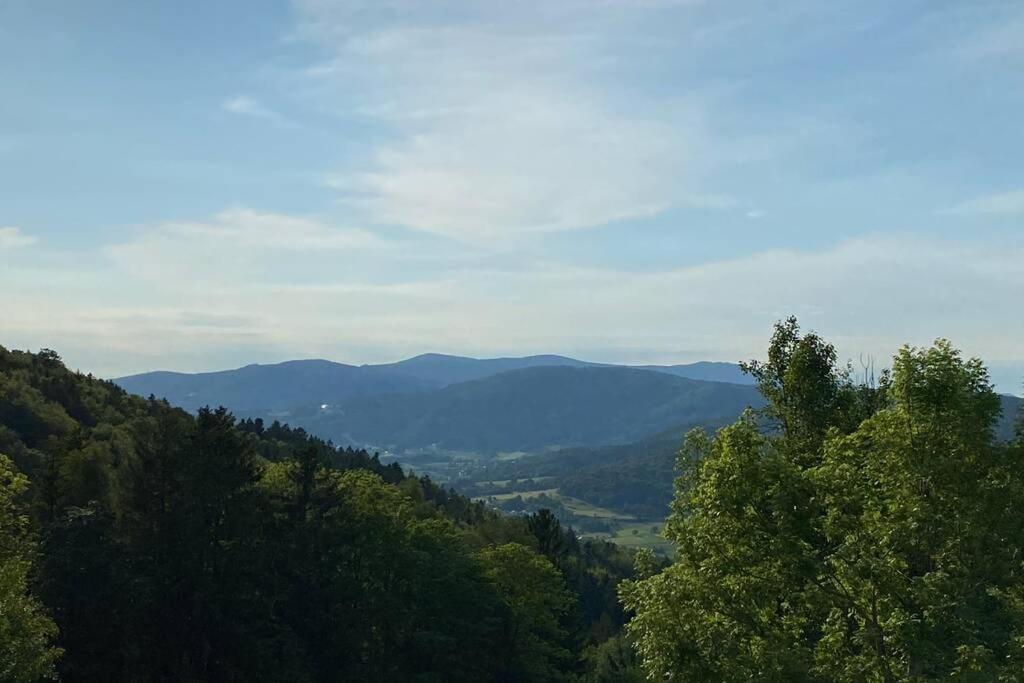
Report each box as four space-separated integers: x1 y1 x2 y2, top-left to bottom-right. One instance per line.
1 0 1022 393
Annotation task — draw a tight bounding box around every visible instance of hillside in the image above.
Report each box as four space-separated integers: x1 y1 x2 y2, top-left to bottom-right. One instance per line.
291 365 763 453
457 393 1024 520
115 353 752 414
1001 394 1024 441
634 361 752 385
0 345 642 680
113 358 438 413
373 352 601 386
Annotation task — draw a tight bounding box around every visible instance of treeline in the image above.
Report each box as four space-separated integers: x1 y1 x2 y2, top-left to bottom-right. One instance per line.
7 318 1023 682
624 319 1024 680
0 346 642 681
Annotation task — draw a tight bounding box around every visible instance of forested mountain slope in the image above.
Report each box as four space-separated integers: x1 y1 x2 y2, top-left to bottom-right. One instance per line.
1000 393 1024 440
632 360 752 385
113 358 437 413
115 353 753 416
293 366 763 453
374 352 602 386
0 345 646 681
459 392 1023 519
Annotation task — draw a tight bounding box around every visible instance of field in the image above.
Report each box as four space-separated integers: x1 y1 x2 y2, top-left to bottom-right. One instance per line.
474 487 673 554
479 488 560 501
583 521 674 555
401 449 674 554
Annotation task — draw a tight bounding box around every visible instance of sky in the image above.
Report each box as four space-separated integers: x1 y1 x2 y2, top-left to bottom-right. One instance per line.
1 0 1022 393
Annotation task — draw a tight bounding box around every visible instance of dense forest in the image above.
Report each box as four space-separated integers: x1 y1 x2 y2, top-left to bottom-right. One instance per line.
3 318 1024 681
0 346 643 681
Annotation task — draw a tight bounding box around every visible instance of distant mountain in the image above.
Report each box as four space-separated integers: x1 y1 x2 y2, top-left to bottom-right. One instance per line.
290 366 762 453
114 359 437 413
114 353 751 413
458 393 1024 518
373 353 601 386
635 361 753 385
999 394 1023 442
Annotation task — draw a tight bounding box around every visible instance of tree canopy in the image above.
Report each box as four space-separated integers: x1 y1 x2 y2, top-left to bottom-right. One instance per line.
0 344 640 681
623 320 1024 681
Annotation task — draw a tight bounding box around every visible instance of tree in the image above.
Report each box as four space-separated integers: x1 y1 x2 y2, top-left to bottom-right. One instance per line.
0 346 645 679
0 453 61 681
582 634 646 683
118 406 271 680
481 543 575 682
740 316 868 460
623 325 1024 681
809 341 1024 679
36 505 125 680
528 508 567 564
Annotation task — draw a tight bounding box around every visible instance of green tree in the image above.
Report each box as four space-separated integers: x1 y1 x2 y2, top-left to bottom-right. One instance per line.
808 341 1024 679
260 463 503 681
481 543 575 682
582 634 646 683
0 453 61 681
623 326 1024 681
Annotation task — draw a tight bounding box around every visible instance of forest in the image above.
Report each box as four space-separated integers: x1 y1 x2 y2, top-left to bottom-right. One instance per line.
0 346 640 681
3 318 1024 681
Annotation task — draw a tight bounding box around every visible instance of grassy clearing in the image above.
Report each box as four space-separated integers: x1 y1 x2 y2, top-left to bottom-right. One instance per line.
473 486 671 554
475 476 554 487
559 495 634 520
477 489 632 521
476 488 559 502
585 521 674 555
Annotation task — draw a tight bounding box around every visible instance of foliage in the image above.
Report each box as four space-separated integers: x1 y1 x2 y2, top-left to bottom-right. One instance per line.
0 344 640 681
0 453 61 681
481 543 575 681
623 320 1024 681
581 634 647 683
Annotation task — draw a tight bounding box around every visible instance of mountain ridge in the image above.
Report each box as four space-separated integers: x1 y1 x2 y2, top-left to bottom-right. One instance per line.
290 365 763 453
114 353 755 413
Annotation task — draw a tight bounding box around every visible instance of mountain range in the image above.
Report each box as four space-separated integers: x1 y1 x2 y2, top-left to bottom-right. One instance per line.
115 354 758 453
114 353 753 413
115 352 1020 460
282 366 762 453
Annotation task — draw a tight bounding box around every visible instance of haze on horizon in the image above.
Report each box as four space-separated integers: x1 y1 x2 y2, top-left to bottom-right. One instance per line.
1 1 1022 393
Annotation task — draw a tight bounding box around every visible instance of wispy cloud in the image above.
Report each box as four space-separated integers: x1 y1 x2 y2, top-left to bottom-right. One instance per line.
222 96 284 122
0 226 36 249
943 189 1024 216
105 208 388 287
956 12 1024 63
292 0 730 241
5 227 1023 389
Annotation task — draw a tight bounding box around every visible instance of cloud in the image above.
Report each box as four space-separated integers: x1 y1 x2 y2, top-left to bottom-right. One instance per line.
943 189 1024 215
0 226 36 249
5 230 1023 391
336 101 703 240
105 208 388 286
292 1 725 241
956 13 1024 63
222 96 284 122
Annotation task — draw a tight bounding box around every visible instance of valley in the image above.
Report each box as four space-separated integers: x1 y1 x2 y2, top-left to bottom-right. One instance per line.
113 352 1024 553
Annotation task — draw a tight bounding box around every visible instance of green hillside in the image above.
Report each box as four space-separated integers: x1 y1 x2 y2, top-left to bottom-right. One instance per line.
296 365 762 453
0 345 644 681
